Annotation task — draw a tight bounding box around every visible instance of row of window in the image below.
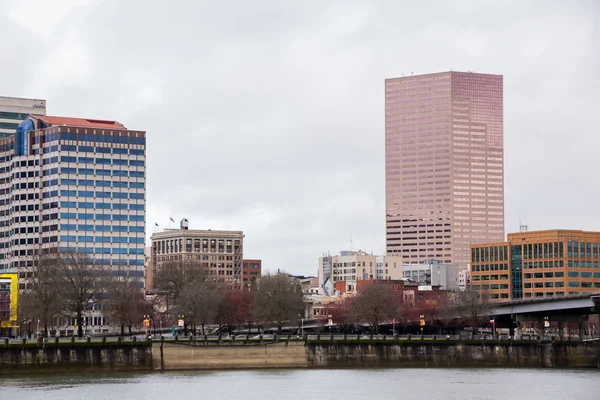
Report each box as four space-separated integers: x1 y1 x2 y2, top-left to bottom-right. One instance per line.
60 236 144 244
59 133 145 146
60 167 144 177
58 246 145 257
60 224 144 233
60 156 144 167
60 191 145 201
59 179 144 189
61 213 144 221
60 201 144 209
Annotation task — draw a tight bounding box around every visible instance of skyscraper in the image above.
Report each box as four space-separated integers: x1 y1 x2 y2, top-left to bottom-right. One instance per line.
0 114 146 290
385 71 504 269
0 96 46 138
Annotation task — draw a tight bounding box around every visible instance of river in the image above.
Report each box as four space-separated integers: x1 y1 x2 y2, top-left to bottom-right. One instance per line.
1 369 598 399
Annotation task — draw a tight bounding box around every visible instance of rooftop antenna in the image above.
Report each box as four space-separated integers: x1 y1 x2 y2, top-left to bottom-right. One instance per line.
518 214 528 233
350 235 353 252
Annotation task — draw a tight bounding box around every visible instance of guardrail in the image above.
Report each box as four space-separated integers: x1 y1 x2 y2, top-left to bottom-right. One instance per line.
1 336 151 348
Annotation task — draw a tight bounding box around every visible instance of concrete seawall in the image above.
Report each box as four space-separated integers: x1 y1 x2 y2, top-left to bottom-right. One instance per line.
2 338 598 374
0 340 153 374
155 342 308 370
155 339 600 370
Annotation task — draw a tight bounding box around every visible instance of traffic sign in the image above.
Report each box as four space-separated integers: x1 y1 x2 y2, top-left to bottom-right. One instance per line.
178 319 184 327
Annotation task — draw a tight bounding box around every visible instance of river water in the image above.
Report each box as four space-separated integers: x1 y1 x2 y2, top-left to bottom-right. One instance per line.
1 369 598 399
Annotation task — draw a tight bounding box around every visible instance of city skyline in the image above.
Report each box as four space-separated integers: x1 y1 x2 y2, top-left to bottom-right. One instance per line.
0 1 598 276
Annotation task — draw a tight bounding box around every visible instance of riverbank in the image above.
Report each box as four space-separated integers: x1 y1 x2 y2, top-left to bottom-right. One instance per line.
2 337 599 374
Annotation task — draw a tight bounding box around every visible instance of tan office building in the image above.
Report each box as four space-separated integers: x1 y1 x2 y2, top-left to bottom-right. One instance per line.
150 219 244 289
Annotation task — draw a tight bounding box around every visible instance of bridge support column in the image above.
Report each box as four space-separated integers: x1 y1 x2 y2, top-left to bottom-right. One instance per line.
558 321 564 340
578 319 585 340
539 341 553 368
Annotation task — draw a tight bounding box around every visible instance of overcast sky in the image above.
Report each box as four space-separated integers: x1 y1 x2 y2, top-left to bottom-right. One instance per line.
1 0 598 276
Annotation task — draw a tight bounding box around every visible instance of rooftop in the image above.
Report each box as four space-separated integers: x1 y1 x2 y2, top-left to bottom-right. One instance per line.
34 115 126 129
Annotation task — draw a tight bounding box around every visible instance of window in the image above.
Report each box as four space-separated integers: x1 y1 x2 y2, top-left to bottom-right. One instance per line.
130 171 144 178
581 272 592 278
78 202 94 209
113 148 128 155
113 248 128 254
130 215 143 222
130 193 144 200
113 182 127 188
113 226 128 232
78 168 94 175
130 160 144 167
61 212 76 219
95 225 111 232
96 158 111 165
96 203 110 209
60 235 76 242
129 237 144 244
61 167 76 174
129 226 144 233
113 170 128 177
113 204 128 210
130 182 144 189
113 215 128 221
96 169 111 176
95 248 111 254
96 191 111 198
95 236 111 243
78 236 94 243
78 225 94 231
60 201 76 208
130 204 144 211
113 192 127 199
568 271 579 278
130 149 144 156
113 159 127 166
61 156 76 163
60 224 76 230
78 191 94 197
113 237 128 243
60 190 76 197
61 179 76 185
96 214 111 221
96 180 111 187
568 282 580 288
78 213 94 220
79 157 93 163
78 179 94 186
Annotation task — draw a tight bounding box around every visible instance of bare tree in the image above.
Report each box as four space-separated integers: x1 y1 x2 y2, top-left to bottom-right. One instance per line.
105 266 145 336
17 251 63 337
252 272 304 334
351 283 401 334
453 287 492 334
180 280 223 335
328 297 357 333
56 251 104 337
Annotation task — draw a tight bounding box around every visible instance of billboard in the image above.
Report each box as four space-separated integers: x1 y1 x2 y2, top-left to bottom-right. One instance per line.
0 273 18 330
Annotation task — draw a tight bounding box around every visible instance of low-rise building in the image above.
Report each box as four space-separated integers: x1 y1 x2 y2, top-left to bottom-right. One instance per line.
402 260 460 291
242 259 262 287
470 229 600 301
319 251 404 295
151 219 244 289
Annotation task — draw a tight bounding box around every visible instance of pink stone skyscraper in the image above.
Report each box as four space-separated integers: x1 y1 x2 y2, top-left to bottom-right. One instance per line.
385 71 504 269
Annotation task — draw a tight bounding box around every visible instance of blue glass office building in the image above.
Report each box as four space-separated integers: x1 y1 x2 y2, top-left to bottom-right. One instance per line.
0 115 146 289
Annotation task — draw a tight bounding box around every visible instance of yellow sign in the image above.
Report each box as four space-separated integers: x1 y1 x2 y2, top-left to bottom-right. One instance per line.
144 319 150 327
0 273 18 329
419 319 425 326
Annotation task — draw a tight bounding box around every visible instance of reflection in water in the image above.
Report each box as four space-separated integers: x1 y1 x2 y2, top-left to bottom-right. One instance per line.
1 369 599 400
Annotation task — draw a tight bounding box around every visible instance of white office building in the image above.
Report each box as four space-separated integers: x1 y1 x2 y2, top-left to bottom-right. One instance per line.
0 96 46 138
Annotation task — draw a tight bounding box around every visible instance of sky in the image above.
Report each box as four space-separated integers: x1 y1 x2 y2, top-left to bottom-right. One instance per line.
0 0 598 276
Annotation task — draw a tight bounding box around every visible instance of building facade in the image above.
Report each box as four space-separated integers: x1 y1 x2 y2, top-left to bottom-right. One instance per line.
242 259 261 287
0 96 46 138
318 251 403 295
385 71 504 268
402 260 460 291
0 115 146 286
470 230 600 301
151 222 244 289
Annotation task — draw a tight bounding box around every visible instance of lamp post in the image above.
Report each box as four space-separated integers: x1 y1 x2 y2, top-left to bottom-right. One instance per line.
143 314 150 337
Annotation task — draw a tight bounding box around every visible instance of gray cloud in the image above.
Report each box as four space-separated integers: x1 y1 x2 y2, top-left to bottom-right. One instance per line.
1 0 599 275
